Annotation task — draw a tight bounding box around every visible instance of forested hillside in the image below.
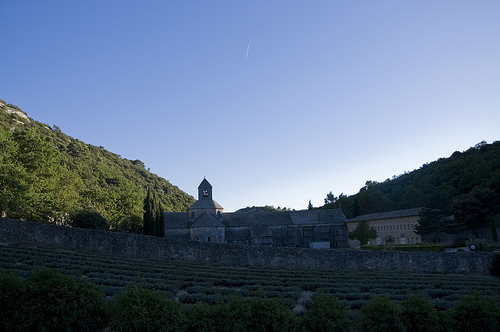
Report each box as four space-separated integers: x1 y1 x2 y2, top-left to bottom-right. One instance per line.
322 141 500 232
0 99 194 229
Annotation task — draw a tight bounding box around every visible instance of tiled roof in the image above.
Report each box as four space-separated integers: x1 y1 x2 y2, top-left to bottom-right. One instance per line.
289 209 347 225
347 207 422 223
223 209 346 227
190 212 225 228
163 212 189 228
224 211 293 227
225 227 251 241
189 199 223 210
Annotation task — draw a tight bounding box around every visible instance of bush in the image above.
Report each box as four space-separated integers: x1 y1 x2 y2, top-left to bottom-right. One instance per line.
356 296 404 332
401 294 441 332
71 207 109 230
247 290 297 332
362 243 446 252
21 269 108 331
301 293 350 332
109 285 185 332
490 254 500 277
450 292 500 332
0 270 24 331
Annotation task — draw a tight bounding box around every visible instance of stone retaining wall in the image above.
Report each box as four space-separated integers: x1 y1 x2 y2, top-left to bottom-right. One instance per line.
0 218 496 275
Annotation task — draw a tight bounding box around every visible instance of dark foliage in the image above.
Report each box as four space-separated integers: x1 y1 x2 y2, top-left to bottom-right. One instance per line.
450 292 500 332
322 140 500 234
108 286 185 332
20 269 108 331
0 99 195 229
71 207 108 230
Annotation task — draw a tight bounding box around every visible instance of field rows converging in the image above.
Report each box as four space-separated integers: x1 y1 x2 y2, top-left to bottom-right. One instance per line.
0 244 499 310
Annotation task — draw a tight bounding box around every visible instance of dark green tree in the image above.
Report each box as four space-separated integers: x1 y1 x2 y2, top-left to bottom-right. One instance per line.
301 293 350 332
324 191 337 206
356 296 404 332
415 207 461 239
143 188 164 237
349 221 377 246
452 186 500 229
70 207 108 230
0 270 24 331
247 290 296 332
143 187 155 236
109 286 185 332
400 294 440 332
450 292 500 332
20 269 108 332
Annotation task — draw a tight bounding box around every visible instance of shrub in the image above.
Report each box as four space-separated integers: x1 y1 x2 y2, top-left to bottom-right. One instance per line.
301 293 350 332
490 254 500 277
20 269 108 332
0 270 24 331
71 207 108 230
356 296 404 332
401 294 441 332
247 290 297 332
109 285 185 332
362 243 446 252
450 292 500 332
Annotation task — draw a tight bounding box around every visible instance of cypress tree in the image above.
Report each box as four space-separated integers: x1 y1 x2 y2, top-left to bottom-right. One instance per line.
143 188 164 237
143 188 154 236
157 197 165 237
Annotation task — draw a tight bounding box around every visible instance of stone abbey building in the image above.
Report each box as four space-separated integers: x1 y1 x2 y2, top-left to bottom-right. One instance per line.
164 178 422 248
164 178 349 248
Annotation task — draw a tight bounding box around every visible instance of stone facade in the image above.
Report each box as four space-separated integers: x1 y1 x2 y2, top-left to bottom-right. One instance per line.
0 217 496 275
164 179 348 248
346 208 422 247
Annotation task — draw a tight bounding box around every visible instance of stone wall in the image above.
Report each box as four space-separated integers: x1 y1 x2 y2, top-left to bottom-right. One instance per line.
0 218 496 275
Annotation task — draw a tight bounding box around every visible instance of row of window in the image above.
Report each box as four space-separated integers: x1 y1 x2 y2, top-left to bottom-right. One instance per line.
348 223 417 233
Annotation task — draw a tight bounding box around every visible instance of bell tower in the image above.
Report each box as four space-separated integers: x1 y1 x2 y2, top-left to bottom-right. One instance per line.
198 177 213 201
188 178 223 222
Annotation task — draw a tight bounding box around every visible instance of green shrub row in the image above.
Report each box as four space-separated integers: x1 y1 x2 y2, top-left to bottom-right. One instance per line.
362 243 446 252
2 269 500 332
1 245 499 310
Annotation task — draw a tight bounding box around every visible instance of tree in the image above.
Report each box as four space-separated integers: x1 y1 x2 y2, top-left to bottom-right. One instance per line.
301 293 350 332
247 290 297 332
308 200 313 210
143 188 164 237
415 208 460 239
0 270 24 330
109 286 185 332
450 292 500 332
400 294 440 332
143 187 155 236
349 221 377 246
356 296 404 332
71 207 108 230
20 269 108 331
324 191 337 206
452 186 500 229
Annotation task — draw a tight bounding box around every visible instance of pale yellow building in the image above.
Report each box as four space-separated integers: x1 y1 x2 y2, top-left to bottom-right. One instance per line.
346 208 422 248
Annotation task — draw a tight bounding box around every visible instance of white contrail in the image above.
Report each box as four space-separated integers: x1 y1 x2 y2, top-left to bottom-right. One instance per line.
246 29 253 58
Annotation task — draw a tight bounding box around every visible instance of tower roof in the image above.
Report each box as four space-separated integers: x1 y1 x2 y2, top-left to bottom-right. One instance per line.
198 178 212 189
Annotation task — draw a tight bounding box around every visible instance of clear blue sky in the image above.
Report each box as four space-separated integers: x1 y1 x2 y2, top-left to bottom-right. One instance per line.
2 1 499 212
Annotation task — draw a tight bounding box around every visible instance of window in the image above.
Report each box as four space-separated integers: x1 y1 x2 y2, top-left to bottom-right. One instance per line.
207 236 212 242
